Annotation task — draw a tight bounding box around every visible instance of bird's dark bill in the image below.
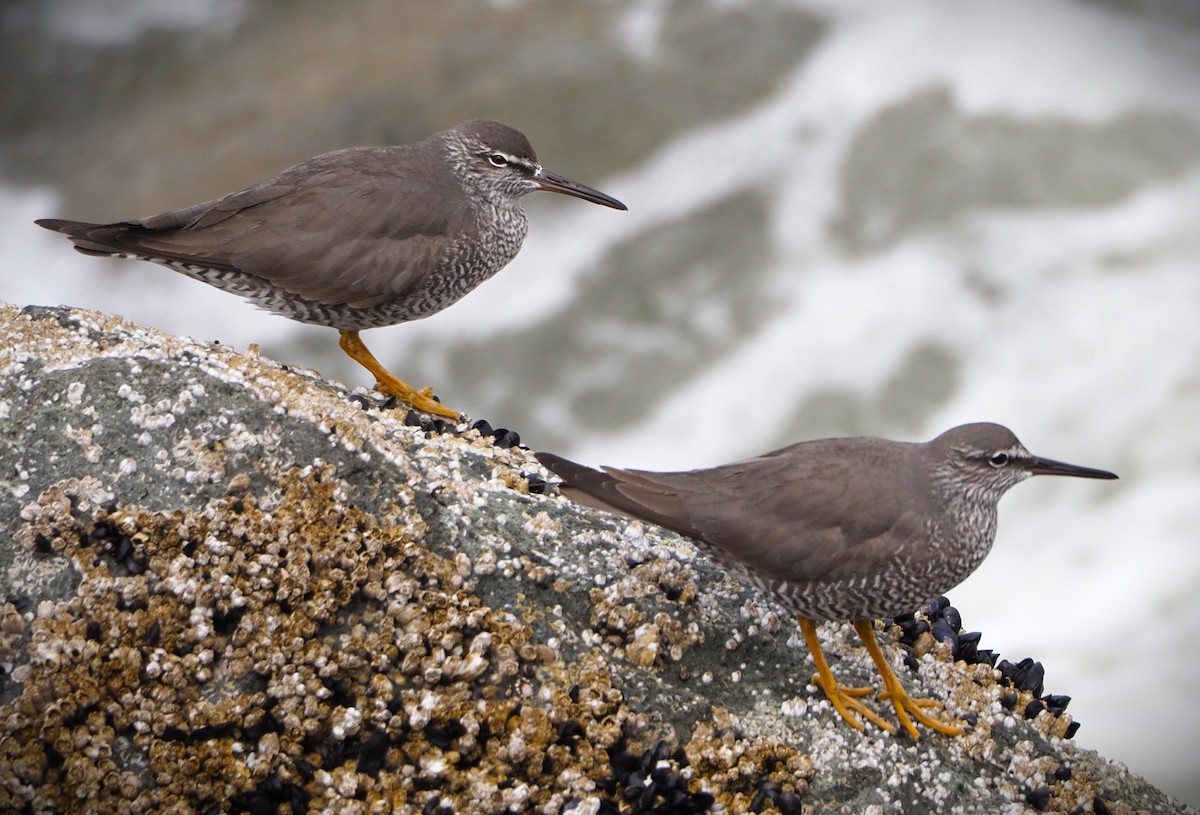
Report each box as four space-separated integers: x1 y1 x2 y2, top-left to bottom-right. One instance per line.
535 170 627 210
1028 456 1118 480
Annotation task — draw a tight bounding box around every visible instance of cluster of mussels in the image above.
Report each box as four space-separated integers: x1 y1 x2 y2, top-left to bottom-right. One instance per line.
1019 764 1119 815
1018 763 1116 815
348 391 520 451
599 738 804 815
393 408 552 496
354 395 553 495
402 410 552 494
599 740 714 814
889 596 1079 738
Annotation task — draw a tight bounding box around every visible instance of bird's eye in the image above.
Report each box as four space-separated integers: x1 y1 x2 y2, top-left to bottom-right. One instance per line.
989 452 1009 468
487 153 508 167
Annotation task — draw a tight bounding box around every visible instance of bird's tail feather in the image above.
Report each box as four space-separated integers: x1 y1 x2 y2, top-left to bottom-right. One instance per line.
35 218 135 258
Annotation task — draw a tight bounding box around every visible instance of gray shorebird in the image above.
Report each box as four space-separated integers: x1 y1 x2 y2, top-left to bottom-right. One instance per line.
35 119 626 419
536 423 1117 739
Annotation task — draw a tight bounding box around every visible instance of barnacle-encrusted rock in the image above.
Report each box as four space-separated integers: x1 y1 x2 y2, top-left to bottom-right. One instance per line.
0 302 1190 815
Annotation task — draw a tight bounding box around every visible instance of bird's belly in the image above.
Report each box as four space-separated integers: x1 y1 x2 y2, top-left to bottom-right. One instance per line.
748 551 988 622
360 249 517 326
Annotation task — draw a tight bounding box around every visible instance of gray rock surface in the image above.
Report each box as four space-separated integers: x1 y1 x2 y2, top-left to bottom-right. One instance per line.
0 301 1189 814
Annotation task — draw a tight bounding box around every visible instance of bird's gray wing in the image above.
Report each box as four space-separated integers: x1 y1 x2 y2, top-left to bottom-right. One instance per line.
538 447 928 584
49 146 464 309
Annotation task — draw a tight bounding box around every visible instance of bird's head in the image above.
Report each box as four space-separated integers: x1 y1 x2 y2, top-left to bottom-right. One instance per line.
448 119 626 210
930 422 1117 504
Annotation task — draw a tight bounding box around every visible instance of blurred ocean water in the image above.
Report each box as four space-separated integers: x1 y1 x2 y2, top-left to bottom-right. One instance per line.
3 0 1199 804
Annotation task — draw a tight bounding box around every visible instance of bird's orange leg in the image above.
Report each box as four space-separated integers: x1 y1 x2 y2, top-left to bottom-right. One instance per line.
853 620 964 740
798 617 895 734
338 330 461 420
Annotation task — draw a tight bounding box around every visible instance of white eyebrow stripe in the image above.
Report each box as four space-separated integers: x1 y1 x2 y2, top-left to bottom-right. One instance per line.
486 150 539 174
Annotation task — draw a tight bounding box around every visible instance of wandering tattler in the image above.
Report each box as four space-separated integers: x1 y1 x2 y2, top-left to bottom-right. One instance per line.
536 423 1117 739
35 119 626 419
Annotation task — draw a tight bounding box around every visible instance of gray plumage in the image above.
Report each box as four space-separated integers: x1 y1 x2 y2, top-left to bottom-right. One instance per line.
537 423 1117 621
35 120 625 419
36 119 625 331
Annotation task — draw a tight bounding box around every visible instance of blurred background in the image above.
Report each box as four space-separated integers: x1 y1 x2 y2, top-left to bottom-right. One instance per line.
2 0 1199 804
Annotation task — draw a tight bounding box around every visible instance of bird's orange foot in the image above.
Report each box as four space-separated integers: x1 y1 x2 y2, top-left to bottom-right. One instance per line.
853 620 964 740
876 686 964 739
374 378 461 421
339 329 463 421
810 674 896 734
